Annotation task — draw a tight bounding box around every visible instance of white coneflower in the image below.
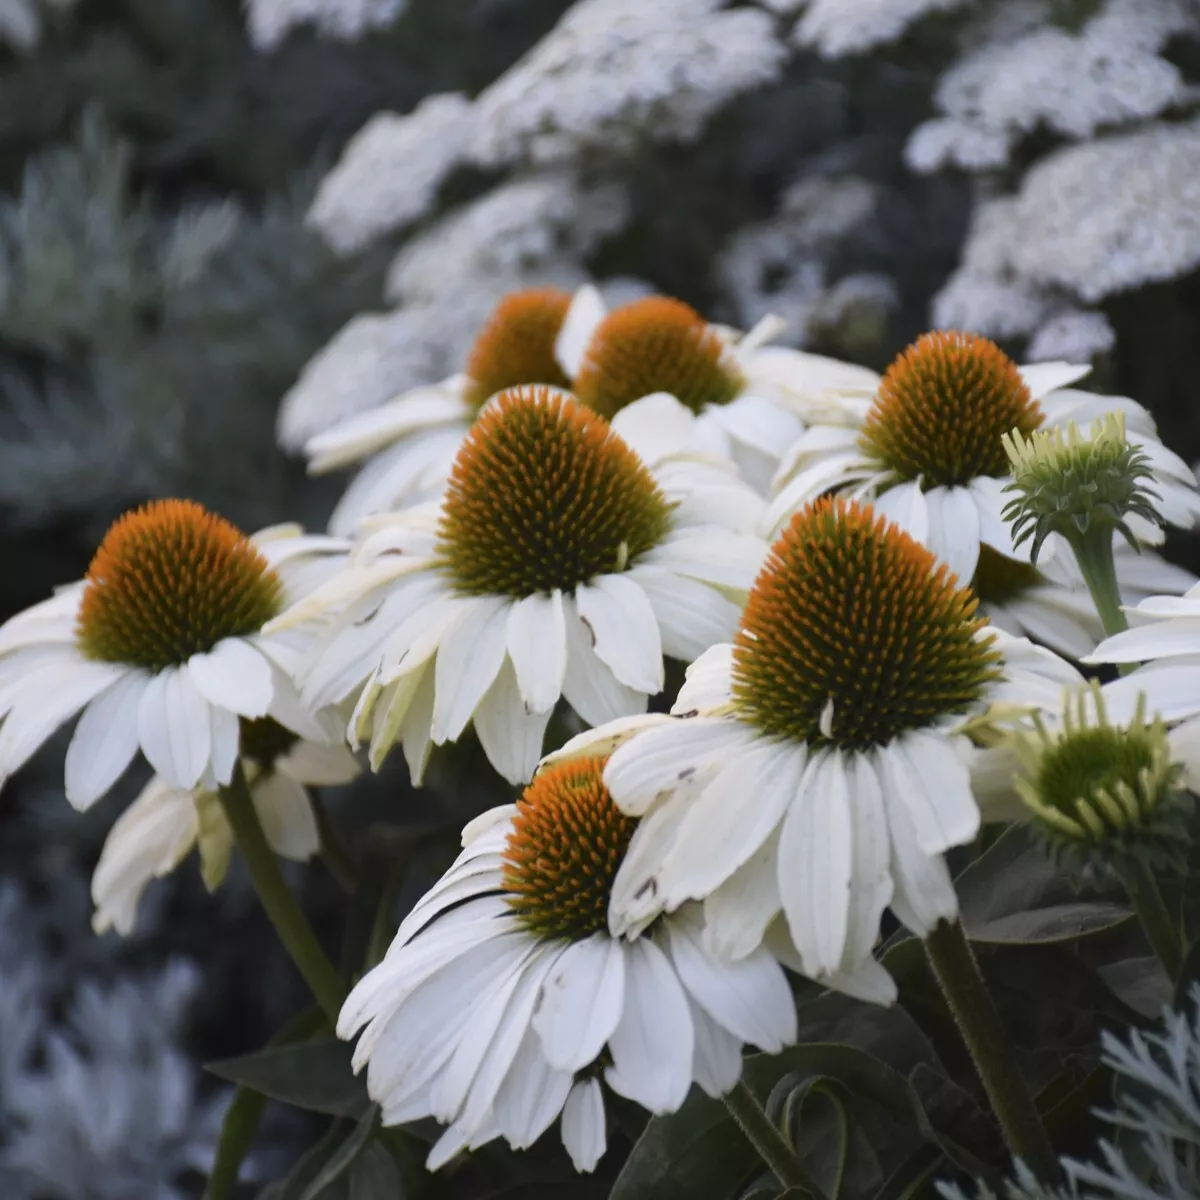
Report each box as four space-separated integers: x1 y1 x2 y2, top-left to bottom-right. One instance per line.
92 722 360 935
275 386 768 785
767 331 1200 585
338 755 796 1173
0 503 347 807
306 286 603 534
551 498 1083 1002
568 294 879 494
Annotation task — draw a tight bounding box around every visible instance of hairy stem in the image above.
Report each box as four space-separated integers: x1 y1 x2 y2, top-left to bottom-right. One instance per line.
723 1080 825 1197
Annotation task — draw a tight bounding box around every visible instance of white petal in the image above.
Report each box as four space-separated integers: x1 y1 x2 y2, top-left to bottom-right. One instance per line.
778 751 854 978
970 476 1027 561
702 830 782 961
604 939 694 1113
1085 619 1200 665
506 591 568 714
561 1078 606 1173
64 672 149 810
603 717 755 816
90 777 198 935
645 529 766 592
665 911 796 1050
562 594 647 727
923 486 980 586
491 1025 574 1149
687 996 744 1097
608 392 697 466
532 934 625 1072
842 754 894 970
875 747 958 936
138 667 212 790
252 772 320 861
432 596 510 744
893 732 981 855
662 737 806 904
209 704 241 786
0 657 126 781
473 660 553 785
625 566 741 662
399 664 438 782
1019 361 1091 400
187 639 275 718
673 643 735 714
277 739 361 785
575 575 664 694
871 482 928 545
609 787 698 936
555 284 605 377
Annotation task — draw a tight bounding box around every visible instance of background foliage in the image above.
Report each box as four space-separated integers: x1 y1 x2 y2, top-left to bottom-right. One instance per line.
2 0 1199 1196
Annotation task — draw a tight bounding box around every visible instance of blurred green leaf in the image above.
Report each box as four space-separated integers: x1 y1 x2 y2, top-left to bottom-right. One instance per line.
299 1107 380 1200
348 1142 406 1199
207 1038 370 1118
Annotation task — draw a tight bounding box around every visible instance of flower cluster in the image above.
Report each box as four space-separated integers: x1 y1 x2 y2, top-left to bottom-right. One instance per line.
2 286 1200 1188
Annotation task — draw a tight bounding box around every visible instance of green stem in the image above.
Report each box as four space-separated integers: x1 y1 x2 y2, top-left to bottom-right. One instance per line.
1071 527 1127 639
217 764 346 1023
1124 863 1184 983
924 920 1059 1182
723 1080 825 1197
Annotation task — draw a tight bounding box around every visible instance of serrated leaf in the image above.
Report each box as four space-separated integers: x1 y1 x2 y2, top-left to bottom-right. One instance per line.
349 1142 404 1199
299 1107 379 1200
207 1038 370 1117
207 1007 327 1200
955 827 1130 944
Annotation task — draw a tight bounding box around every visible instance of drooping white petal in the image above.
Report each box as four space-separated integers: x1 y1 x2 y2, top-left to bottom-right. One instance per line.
0 657 126 781
923 486 980 586
893 731 981 855
506 590 568 714
575 575 664 695
841 753 894 971
64 671 149 810
625 565 741 662
562 594 647 727
687 996 744 1098
187 638 275 718
702 830 782 961
778 750 854 979
532 934 626 1072
209 703 241 787
1085 619 1200 665
555 284 605 378
664 911 796 1051
491 1025 574 1150
252 772 320 861
432 596 511 744
869 481 928 545
644 529 766 592
138 667 212 790
604 939 694 1113
970 476 1027 561
661 737 806 905
473 660 553 785
603 717 756 816
561 1078 606 1173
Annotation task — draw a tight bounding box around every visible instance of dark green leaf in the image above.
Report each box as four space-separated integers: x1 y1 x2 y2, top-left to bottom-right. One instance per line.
348 1142 405 1200
299 1107 379 1200
781 1081 848 1200
207 1038 370 1117
207 1007 329 1200
955 827 1130 944
261 1121 350 1200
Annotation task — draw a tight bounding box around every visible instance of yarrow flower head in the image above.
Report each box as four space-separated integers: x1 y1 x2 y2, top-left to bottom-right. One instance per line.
567 293 879 494
337 755 796 1173
275 386 767 785
1002 411 1163 562
1001 683 1191 877
768 331 1200 588
0 502 347 808
92 722 361 936
553 498 1083 1002
303 285 604 535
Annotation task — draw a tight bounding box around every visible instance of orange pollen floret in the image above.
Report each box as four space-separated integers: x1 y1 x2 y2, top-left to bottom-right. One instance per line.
462 288 574 412
573 295 745 420
435 386 673 598
503 755 638 941
732 497 1002 750
859 330 1044 487
77 499 283 673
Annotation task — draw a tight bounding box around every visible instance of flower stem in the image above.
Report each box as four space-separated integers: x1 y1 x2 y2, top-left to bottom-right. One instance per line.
1123 862 1184 983
923 920 1059 1182
1070 527 1127 639
217 764 345 1023
723 1080 825 1197
310 789 359 893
